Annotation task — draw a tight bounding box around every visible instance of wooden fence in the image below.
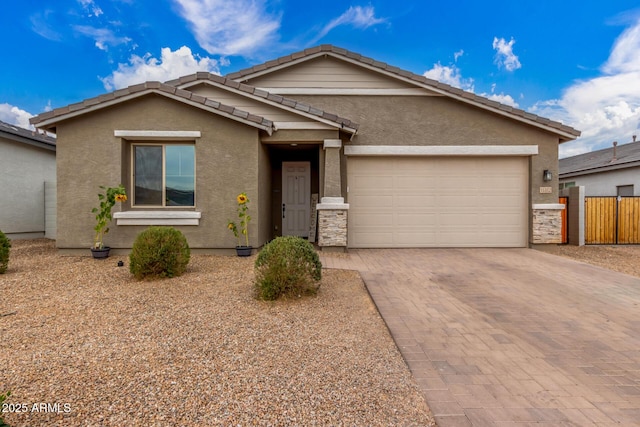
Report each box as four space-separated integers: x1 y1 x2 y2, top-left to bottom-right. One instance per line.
559 197 568 244
585 197 640 244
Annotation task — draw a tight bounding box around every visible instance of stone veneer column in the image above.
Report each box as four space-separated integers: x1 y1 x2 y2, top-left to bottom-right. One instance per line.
317 139 349 251
532 203 565 244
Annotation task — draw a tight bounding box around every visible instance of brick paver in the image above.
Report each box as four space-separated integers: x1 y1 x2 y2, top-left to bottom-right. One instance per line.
321 248 640 426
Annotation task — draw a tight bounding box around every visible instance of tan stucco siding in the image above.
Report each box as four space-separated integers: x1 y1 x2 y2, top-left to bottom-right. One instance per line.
258 142 272 244
246 57 418 89
295 95 560 204
55 95 263 249
189 85 310 123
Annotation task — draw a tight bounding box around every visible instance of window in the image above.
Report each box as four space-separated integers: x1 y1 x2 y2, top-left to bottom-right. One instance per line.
133 144 195 207
617 185 634 197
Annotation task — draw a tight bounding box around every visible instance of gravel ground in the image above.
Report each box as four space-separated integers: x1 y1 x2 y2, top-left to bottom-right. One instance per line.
535 244 640 278
0 239 435 427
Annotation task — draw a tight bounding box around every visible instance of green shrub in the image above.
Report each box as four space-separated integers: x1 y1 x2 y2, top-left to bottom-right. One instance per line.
0 390 10 427
254 236 322 300
129 227 190 280
0 230 10 274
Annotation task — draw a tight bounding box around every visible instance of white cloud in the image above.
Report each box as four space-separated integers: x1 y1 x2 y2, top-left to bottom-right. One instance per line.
484 92 519 107
101 46 222 90
0 104 34 129
531 17 640 157
423 63 474 92
453 49 464 62
30 11 63 41
315 6 386 41
78 0 103 17
74 25 131 51
492 37 521 71
423 59 519 108
172 0 281 56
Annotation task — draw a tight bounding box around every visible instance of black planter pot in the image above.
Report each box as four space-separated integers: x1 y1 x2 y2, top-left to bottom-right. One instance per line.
91 247 111 259
235 246 253 257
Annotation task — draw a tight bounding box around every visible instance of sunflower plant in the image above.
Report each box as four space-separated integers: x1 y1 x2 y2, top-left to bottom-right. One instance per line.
92 185 127 249
227 192 251 247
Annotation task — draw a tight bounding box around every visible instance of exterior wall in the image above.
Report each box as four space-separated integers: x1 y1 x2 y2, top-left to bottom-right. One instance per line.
45 181 57 239
0 138 56 238
295 95 559 202
258 142 272 245
54 95 263 250
295 95 561 245
566 186 585 246
560 168 640 196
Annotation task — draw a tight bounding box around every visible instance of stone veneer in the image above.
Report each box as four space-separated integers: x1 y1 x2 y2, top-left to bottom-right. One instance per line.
318 209 348 247
532 204 564 244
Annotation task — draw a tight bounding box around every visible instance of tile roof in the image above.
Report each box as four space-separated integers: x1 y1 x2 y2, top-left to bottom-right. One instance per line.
227 44 581 140
0 119 56 148
165 72 359 131
560 139 640 177
30 81 275 133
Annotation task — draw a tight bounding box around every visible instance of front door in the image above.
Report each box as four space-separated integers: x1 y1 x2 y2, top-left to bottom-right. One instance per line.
282 161 310 237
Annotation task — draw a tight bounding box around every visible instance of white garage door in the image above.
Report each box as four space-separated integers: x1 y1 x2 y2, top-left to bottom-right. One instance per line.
347 157 528 248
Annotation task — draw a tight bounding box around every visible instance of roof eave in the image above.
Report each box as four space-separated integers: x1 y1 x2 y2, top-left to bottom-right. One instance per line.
560 159 640 178
176 79 358 134
0 131 56 151
31 88 275 135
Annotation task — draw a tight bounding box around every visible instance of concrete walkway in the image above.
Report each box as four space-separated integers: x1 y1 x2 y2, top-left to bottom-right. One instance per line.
321 248 640 426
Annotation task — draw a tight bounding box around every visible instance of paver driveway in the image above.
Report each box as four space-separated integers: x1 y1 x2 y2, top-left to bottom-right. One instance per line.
321 248 640 426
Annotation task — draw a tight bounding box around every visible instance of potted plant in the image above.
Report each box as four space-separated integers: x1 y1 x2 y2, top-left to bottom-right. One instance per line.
227 192 252 256
91 185 127 259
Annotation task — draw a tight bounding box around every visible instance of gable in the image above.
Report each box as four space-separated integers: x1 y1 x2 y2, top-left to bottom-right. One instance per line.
189 83 330 124
243 56 424 91
229 45 581 142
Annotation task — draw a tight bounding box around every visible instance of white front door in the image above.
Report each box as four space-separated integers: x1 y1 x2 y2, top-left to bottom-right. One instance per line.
282 161 310 237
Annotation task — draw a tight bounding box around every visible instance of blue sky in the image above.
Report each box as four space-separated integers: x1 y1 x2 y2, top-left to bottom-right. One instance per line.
2 1 640 157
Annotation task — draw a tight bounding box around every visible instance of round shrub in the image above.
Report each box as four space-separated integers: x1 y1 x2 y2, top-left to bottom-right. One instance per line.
254 236 322 300
0 230 10 274
129 226 190 280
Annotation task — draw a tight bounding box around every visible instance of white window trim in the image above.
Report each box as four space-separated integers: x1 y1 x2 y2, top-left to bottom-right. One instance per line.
344 145 539 156
114 211 201 226
115 130 201 140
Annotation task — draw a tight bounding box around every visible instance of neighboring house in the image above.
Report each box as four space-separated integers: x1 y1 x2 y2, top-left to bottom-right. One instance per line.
30 45 580 252
560 137 640 196
0 120 57 239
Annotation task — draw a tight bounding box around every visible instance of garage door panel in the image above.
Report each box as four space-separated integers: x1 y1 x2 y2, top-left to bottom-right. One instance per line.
396 212 438 225
348 156 527 248
351 213 394 227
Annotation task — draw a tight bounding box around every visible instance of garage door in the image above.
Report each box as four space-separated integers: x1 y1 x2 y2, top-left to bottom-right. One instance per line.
347 157 528 248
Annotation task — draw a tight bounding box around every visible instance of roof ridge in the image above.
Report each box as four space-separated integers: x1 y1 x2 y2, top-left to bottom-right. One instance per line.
165 71 358 131
226 44 580 139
